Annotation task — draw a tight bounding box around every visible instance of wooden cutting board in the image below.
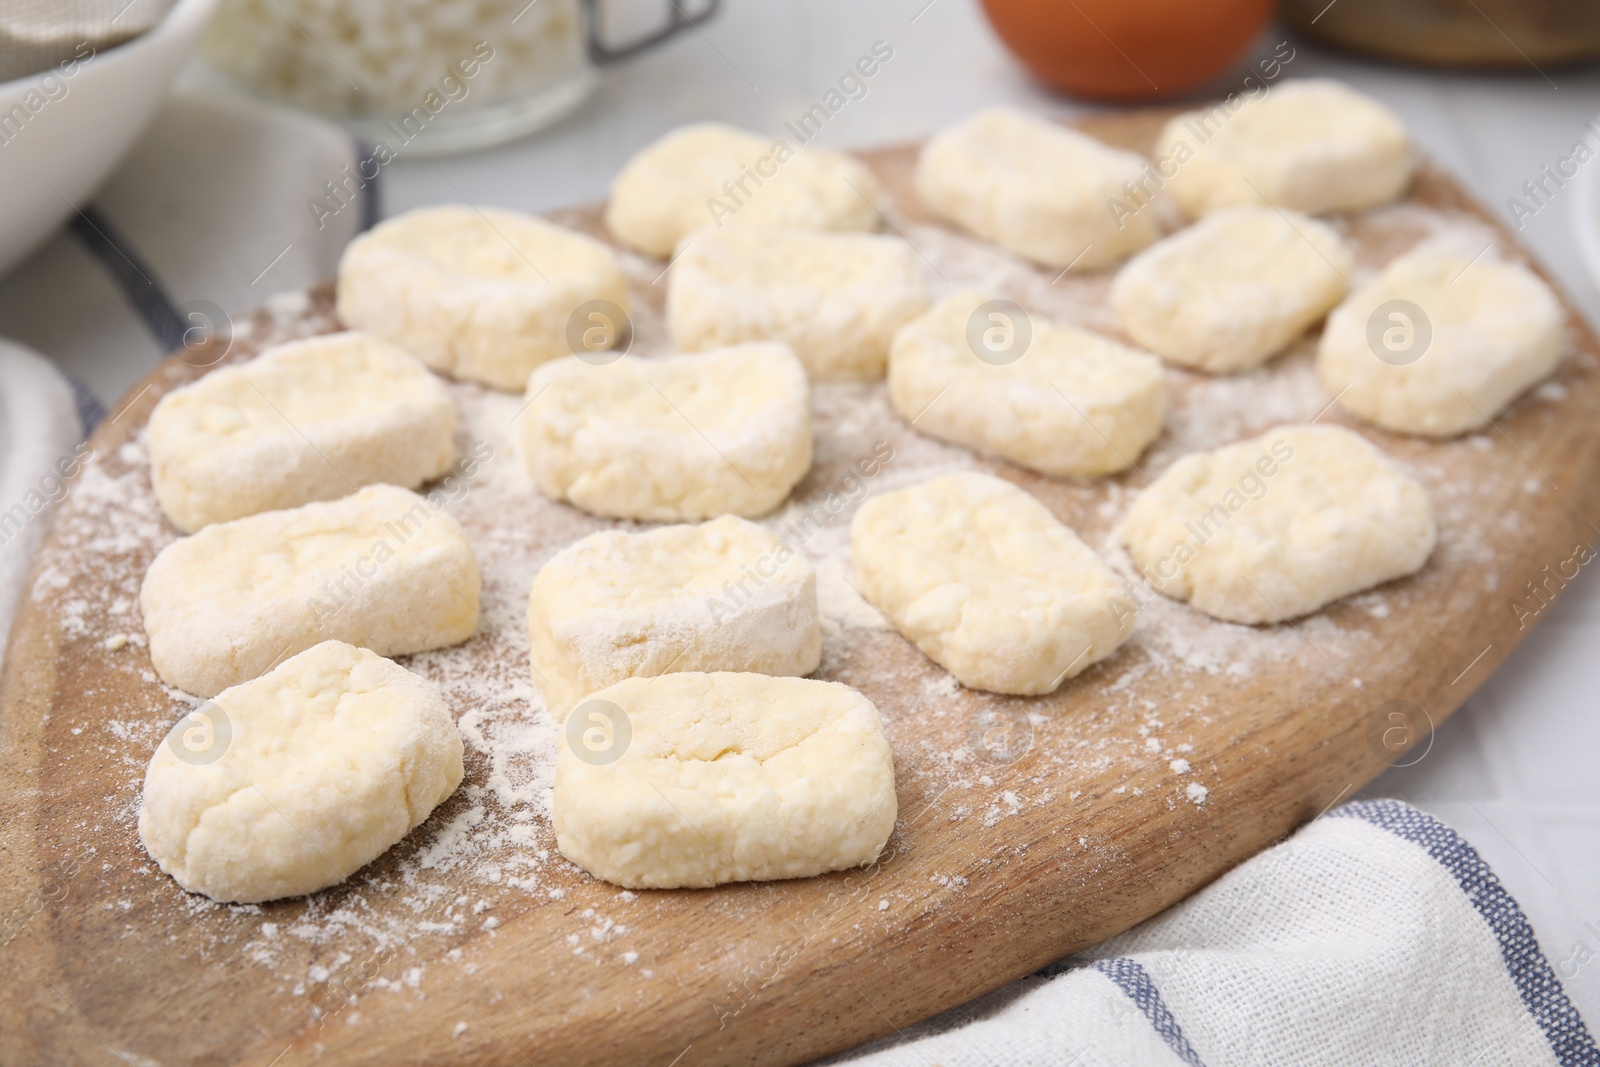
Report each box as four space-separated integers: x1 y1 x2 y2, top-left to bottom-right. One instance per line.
5 109 1600 1067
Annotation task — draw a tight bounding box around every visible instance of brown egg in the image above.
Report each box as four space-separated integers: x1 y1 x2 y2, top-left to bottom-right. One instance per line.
980 0 1274 101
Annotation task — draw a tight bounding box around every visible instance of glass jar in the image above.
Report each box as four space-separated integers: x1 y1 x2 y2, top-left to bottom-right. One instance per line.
198 0 715 155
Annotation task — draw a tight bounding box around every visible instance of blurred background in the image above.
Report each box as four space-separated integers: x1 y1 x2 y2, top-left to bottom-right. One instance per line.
6 0 1600 401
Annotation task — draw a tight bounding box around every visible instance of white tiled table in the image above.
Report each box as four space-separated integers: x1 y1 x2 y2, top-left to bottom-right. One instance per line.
32 0 1600 1029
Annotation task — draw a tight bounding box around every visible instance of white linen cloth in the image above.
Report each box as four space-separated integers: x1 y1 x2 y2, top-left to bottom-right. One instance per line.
0 88 368 407
0 338 85 643
826 800 1598 1067
0 86 1594 1066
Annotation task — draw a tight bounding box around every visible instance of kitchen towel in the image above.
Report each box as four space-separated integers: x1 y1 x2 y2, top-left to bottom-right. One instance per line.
824 798 1598 1066
0 339 86 645
0 86 372 409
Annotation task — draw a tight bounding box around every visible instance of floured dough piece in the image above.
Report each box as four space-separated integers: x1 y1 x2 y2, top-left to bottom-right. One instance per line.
1121 425 1435 624
520 344 812 521
138 641 463 903
1111 207 1353 373
887 292 1165 477
148 332 457 532
141 484 480 697
337 204 631 391
552 672 895 889
914 108 1163 270
666 227 929 379
851 471 1133 694
528 515 821 717
1154 79 1412 218
606 123 882 258
1317 245 1564 437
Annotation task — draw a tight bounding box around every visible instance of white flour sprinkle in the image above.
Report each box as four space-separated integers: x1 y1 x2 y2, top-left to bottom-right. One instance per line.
20 193 1558 1018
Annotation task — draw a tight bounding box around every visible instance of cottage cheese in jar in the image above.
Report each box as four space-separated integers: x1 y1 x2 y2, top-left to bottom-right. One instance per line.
202 0 594 153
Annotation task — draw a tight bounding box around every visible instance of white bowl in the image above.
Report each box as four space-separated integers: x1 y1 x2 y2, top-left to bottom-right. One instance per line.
0 0 218 278
1573 115 1600 298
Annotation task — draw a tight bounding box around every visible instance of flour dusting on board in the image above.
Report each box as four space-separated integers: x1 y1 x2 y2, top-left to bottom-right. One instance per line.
17 195 1573 1026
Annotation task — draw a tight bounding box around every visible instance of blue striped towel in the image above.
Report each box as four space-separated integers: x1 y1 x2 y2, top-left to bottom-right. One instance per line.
0 89 372 409
827 800 1598 1066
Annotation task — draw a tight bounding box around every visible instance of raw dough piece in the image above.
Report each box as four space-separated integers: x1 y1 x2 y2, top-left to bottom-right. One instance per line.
1111 207 1353 373
337 204 631 391
914 108 1163 271
1153 79 1412 218
1120 425 1435 624
141 484 481 697
887 292 1165 477
520 344 812 521
606 123 883 258
666 227 929 379
552 672 895 889
1317 245 1564 436
138 641 463 903
148 332 457 532
851 471 1133 694
528 515 821 717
